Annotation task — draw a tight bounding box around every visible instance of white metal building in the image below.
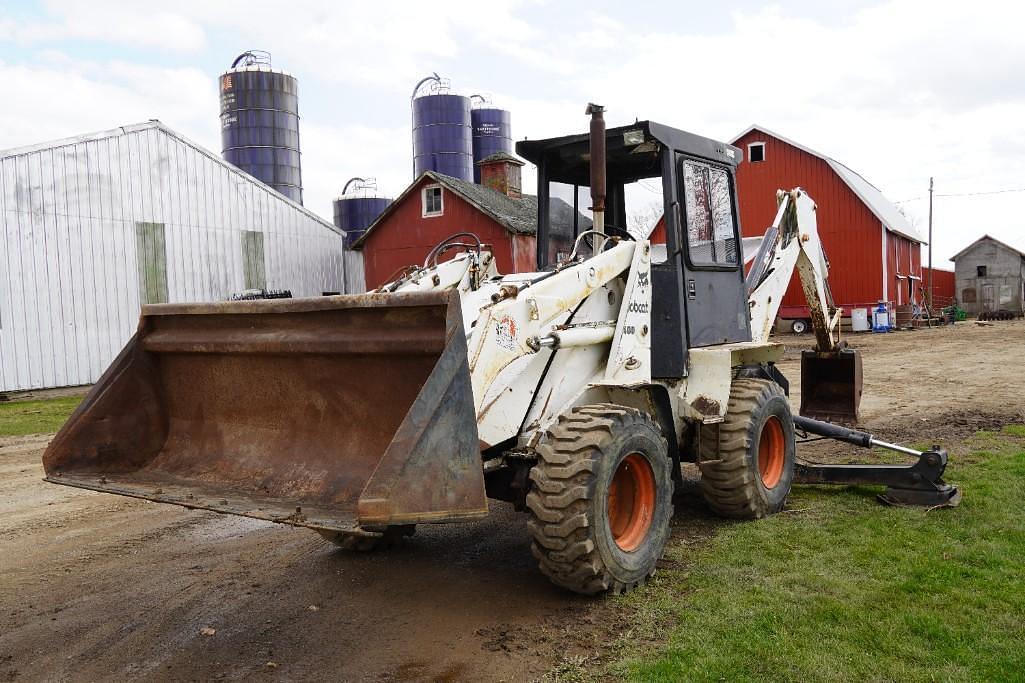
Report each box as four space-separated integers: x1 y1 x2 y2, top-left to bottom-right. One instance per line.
0 120 365 392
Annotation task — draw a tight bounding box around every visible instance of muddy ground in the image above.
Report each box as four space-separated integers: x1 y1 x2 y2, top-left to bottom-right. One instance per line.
1 320 1023 681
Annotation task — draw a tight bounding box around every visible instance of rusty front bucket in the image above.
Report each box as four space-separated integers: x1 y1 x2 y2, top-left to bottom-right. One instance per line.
799 348 863 424
42 290 487 533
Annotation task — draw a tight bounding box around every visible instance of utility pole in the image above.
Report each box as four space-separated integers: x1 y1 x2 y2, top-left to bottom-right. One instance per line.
927 177 934 308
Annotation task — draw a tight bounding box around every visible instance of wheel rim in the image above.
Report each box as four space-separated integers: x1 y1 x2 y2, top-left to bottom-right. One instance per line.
758 416 786 489
607 453 656 552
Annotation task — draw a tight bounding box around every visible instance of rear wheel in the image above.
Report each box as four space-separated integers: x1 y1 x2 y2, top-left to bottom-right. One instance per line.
699 379 795 519
526 404 674 595
317 525 415 551
791 319 809 334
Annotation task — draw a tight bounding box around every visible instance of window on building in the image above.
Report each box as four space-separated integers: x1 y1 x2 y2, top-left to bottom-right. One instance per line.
748 142 765 163
422 185 443 217
242 230 266 290
682 160 738 267
977 265 987 277
135 222 168 304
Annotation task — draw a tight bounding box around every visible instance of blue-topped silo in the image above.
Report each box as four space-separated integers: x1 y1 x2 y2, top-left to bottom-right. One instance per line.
471 105 512 183
220 51 303 204
411 74 473 181
333 178 392 247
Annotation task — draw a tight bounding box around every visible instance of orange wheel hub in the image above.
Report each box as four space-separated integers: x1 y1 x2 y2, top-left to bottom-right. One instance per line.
758 416 786 489
607 453 656 552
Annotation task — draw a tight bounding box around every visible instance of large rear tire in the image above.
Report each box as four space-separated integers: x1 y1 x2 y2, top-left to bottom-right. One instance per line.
698 378 795 519
526 405 674 595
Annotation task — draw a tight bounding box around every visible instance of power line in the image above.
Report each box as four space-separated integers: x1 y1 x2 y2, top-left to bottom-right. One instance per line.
894 186 1025 203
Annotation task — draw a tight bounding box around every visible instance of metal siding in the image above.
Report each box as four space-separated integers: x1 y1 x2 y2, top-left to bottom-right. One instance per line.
923 267 955 301
344 249 366 293
0 123 351 391
734 130 885 310
0 160 7 391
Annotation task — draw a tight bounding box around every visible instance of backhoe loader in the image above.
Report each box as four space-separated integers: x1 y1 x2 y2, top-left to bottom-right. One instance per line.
43 107 959 595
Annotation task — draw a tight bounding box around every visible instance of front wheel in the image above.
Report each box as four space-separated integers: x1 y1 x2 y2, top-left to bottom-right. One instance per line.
526 405 674 595
791 319 809 334
698 378 795 519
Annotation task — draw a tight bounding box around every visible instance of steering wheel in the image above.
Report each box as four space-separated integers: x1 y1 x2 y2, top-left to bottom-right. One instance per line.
581 225 634 250
423 232 483 268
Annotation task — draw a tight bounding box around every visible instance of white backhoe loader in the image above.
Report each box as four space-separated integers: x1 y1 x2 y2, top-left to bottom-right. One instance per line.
43 107 959 595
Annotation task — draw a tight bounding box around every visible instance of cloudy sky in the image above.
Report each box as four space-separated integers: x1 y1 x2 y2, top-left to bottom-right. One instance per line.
1 0 1023 263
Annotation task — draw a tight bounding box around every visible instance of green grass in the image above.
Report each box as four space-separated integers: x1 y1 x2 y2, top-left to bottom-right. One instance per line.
0 396 83 436
609 429 1025 682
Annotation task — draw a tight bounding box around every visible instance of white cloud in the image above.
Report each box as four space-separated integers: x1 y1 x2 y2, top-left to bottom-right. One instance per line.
4 0 207 51
0 55 217 153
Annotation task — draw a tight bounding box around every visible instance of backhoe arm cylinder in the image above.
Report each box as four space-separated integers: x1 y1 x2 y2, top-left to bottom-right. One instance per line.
793 415 923 457
793 415 871 447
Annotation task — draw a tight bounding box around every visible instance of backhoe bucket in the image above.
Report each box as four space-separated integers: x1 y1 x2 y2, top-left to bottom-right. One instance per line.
800 348 863 424
42 291 487 533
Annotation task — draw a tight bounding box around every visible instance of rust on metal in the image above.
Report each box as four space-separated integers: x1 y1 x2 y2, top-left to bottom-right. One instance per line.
799 348 863 424
586 103 606 215
43 290 488 532
691 396 721 417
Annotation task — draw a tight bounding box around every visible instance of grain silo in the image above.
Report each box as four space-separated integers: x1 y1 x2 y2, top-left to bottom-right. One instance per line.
411 74 473 182
333 178 392 247
220 50 303 204
470 97 513 183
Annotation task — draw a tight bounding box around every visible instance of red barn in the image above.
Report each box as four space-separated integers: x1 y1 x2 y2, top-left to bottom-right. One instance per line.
922 266 956 305
731 126 925 330
354 154 538 289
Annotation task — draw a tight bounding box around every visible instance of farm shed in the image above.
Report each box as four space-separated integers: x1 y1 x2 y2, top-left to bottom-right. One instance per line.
950 235 1025 316
731 126 925 330
354 153 540 289
0 120 363 392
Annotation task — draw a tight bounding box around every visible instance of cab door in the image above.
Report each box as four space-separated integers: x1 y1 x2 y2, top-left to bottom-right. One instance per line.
676 155 751 347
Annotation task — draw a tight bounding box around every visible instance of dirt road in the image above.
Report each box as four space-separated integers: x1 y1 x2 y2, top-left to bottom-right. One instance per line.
2 320 1023 681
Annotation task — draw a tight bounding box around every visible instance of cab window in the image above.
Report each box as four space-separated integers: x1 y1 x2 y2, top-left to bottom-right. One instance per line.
682 160 738 267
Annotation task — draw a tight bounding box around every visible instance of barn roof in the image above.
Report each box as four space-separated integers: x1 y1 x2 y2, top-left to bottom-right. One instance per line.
949 234 1025 261
352 171 541 248
732 125 924 244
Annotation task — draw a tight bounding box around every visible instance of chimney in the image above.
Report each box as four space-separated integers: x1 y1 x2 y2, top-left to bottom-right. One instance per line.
477 152 524 199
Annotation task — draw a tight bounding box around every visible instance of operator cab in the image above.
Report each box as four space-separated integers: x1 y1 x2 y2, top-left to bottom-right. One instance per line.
517 121 752 378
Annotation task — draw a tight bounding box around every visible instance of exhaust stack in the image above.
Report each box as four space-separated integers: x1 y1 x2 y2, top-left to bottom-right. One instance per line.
586 103 606 251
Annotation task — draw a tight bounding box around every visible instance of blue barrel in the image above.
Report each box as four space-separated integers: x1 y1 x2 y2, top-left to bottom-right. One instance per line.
412 94 472 181
471 108 512 182
333 197 392 247
220 66 303 204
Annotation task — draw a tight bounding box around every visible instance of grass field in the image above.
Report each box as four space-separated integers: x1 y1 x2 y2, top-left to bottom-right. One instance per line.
0 396 82 437
604 427 1025 682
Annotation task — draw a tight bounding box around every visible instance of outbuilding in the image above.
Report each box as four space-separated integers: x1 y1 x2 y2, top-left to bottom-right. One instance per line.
354 153 539 289
0 120 362 392
731 125 925 331
950 235 1025 316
